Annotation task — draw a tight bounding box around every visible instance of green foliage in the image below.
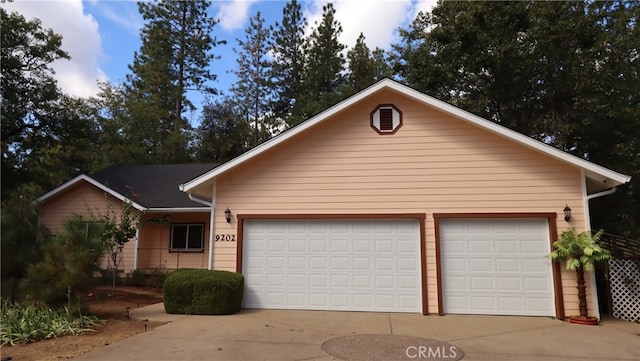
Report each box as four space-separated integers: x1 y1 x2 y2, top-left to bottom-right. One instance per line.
149 268 167 289
0 299 104 346
127 269 146 287
124 0 223 164
268 0 308 127
550 229 611 272
25 215 107 306
0 189 48 302
391 0 639 237
345 33 379 93
301 3 346 118
88 198 140 294
163 269 244 315
195 98 251 163
0 7 70 199
230 11 275 146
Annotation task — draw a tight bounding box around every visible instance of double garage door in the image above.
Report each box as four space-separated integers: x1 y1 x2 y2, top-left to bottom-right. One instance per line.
242 218 555 316
243 219 422 313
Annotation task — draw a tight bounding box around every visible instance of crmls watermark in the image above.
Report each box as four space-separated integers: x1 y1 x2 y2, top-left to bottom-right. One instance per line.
405 345 459 359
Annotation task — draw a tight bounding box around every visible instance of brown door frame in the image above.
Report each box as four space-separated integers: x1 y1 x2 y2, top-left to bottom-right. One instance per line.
236 213 429 315
433 213 564 319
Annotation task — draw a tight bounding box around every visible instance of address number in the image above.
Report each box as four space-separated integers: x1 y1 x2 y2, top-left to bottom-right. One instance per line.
215 234 236 242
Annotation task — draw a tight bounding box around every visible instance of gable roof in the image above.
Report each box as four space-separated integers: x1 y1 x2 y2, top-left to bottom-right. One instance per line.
37 163 217 211
181 78 630 195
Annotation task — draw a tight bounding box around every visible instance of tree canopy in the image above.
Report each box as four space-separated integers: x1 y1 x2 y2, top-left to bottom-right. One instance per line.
1 0 637 238
391 0 639 237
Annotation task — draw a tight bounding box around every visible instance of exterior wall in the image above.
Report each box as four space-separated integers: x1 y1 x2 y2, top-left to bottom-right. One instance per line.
137 212 211 271
38 182 138 273
207 89 593 316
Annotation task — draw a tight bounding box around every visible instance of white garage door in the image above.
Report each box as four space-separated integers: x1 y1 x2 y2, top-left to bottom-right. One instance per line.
440 219 555 316
243 219 421 313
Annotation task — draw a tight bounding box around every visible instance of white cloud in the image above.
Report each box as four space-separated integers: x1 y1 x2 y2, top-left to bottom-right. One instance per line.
302 0 440 53
96 2 143 36
413 0 439 19
3 0 105 98
216 0 259 32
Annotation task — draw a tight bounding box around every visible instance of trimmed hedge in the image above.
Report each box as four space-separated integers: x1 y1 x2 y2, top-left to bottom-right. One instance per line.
163 269 244 315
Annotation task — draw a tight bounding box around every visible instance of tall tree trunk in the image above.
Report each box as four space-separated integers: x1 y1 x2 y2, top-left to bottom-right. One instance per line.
576 265 588 318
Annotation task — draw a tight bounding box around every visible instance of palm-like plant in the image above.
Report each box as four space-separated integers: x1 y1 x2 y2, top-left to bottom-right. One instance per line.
550 228 611 319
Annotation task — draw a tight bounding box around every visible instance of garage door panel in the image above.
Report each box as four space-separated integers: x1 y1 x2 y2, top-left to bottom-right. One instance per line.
353 257 371 270
353 240 371 252
243 219 421 312
354 274 372 288
288 274 305 287
495 240 518 253
524 277 551 291
288 239 306 251
444 275 468 290
441 219 554 316
497 277 521 290
495 258 519 272
310 240 326 251
522 258 547 272
469 258 493 271
288 293 305 305
470 276 494 290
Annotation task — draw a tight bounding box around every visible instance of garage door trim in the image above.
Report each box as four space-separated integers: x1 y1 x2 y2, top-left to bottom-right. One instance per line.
236 213 428 314
433 213 563 319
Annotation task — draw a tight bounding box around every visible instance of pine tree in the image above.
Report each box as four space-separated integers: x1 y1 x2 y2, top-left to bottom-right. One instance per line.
391 1 640 238
268 0 308 127
125 0 223 163
301 3 346 118
196 97 251 163
346 33 378 94
230 11 273 146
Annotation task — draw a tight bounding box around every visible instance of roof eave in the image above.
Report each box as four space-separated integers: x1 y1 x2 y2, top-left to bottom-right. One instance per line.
35 174 147 211
146 207 211 213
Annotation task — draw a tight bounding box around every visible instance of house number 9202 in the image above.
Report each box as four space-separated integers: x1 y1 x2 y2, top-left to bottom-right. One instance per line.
215 234 236 241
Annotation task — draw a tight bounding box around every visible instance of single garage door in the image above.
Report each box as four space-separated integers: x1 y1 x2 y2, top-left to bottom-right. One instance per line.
243 219 421 313
440 218 555 316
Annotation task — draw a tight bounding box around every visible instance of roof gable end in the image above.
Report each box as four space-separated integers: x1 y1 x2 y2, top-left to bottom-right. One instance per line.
181 79 630 194
35 174 146 211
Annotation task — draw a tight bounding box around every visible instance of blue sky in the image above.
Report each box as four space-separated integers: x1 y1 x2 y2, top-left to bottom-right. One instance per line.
4 0 436 124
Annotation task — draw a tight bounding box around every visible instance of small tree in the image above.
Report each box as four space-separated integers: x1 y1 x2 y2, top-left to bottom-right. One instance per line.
26 215 106 307
550 228 611 320
1 189 48 302
91 199 140 294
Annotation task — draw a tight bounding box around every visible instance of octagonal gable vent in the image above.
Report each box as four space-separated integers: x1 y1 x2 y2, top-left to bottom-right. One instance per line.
370 104 402 135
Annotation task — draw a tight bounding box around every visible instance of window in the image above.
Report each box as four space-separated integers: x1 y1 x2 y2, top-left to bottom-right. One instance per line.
170 224 204 252
370 104 402 134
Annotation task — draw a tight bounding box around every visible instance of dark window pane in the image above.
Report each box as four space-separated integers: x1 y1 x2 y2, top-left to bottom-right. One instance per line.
187 225 204 250
172 225 187 250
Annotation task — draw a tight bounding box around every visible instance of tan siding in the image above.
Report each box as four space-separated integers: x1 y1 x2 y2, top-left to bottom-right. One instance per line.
39 182 140 273
208 89 589 315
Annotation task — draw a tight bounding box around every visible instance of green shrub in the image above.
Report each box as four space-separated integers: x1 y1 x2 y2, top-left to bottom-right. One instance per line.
163 269 244 315
149 268 167 288
127 269 146 287
1 299 104 346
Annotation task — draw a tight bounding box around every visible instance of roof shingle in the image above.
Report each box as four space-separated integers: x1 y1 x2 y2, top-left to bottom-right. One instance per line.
90 163 217 209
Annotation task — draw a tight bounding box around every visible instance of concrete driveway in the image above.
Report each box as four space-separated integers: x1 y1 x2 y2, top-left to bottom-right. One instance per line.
73 303 640 361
